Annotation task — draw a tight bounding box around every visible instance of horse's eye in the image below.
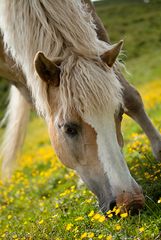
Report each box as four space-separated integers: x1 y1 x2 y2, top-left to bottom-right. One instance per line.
64 123 79 137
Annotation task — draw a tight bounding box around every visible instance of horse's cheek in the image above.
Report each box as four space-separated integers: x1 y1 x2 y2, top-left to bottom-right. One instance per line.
48 125 76 169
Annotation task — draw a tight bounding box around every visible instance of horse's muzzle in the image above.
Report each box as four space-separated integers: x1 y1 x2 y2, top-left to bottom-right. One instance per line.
116 191 145 215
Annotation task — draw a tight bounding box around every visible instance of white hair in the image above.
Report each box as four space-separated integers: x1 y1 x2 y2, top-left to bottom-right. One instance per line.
0 0 123 120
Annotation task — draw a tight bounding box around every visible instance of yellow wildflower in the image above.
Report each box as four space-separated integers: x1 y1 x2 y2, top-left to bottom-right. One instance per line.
92 213 101 220
157 198 161 203
86 199 92 203
7 215 12 220
39 201 44 207
115 224 121 231
139 227 145 233
38 219 44 224
88 232 94 238
98 215 106 223
71 185 76 192
106 235 112 240
106 210 112 215
88 210 94 217
120 212 128 218
98 234 104 239
115 208 121 215
81 232 87 239
13 235 18 239
66 223 73 231
75 216 84 221
55 203 59 209
112 206 117 212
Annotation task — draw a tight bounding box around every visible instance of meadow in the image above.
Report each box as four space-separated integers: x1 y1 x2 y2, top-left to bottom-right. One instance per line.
0 0 161 239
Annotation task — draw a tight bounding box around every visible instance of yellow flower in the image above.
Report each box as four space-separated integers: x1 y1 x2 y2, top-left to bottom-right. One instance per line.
157 198 161 203
93 213 101 220
106 235 112 240
139 227 145 233
115 208 121 215
88 232 94 238
75 216 84 221
39 201 44 207
55 203 59 208
106 210 112 215
81 232 87 239
66 223 73 231
115 224 121 231
98 215 106 223
107 213 113 218
98 234 104 239
38 219 44 224
71 185 76 192
86 199 92 203
7 215 12 220
120 212 128 218
111 206 117 212
13 235 18 239
88 210 94 217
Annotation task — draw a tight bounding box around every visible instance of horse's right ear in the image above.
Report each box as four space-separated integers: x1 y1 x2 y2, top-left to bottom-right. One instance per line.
101 40 123 67
34 51 61 87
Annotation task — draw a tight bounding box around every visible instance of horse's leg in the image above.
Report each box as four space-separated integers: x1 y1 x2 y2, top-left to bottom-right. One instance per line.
1 86 31 179
85 0 161 161
118 72 161 161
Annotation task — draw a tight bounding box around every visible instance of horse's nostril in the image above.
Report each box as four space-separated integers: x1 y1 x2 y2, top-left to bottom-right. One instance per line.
109 200 116 210
130 206 139 215
128 203 144 215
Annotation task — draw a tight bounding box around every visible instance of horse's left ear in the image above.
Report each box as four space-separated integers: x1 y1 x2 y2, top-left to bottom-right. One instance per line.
34 51 61 86
101 40 123 67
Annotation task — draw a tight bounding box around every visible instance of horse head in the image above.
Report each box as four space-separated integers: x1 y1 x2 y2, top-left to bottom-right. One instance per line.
34 41 145 214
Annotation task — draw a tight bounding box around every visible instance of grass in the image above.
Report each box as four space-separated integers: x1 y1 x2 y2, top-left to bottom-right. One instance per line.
0 0 161 239
1 81 161 240
95 0 161 86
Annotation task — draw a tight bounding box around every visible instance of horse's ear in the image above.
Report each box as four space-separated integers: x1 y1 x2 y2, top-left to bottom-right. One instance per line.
101 40 123 67
34 52 61 86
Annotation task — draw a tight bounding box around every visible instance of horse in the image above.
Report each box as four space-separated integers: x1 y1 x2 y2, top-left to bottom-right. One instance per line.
0 0 160 214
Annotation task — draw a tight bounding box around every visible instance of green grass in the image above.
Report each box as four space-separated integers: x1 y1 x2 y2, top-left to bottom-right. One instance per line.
0 1 161 239
96 0 161 86
0 114 161 239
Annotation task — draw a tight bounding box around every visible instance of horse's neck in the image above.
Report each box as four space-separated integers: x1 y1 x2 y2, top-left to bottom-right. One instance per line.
0 35 24 83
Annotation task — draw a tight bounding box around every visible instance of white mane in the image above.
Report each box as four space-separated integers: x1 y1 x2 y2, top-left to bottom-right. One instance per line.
0 0 123 119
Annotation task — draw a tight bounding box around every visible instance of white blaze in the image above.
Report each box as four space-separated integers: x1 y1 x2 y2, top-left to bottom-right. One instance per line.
85 112 135 196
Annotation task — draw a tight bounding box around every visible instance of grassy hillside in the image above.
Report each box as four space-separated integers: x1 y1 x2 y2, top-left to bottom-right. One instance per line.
0 1 161 239
95 0 161 85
